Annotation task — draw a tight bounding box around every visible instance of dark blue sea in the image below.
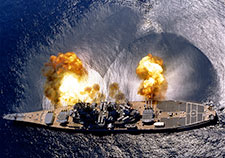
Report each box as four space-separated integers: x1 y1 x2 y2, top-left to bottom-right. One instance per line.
0 0 225 157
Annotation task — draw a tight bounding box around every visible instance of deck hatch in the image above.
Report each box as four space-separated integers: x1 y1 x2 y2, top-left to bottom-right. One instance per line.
157 101 181 112
187 103 191 113
180 103 186 112
198 106 204 113
187 114 190 124
161 118 179 128
191 116 196 123
178 118 185 126
197 114 202 122
192 104 197 111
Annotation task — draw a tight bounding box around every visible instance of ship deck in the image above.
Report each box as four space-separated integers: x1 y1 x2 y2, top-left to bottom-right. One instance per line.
3 100 217 132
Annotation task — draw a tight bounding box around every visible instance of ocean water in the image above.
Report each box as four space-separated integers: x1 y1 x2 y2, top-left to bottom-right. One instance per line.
0 0 225 157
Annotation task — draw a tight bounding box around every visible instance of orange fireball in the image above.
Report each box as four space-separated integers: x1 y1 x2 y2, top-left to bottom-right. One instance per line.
42 52 102 107
136 54 167 100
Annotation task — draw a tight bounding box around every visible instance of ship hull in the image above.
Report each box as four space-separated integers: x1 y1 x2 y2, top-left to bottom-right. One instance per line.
3 100 217 133
12 119 216 134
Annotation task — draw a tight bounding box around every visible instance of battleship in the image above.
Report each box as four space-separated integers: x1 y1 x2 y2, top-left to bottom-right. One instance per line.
3 100 217 132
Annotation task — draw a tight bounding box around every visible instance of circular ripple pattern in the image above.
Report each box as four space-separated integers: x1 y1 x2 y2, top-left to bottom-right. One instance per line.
0 0 225 157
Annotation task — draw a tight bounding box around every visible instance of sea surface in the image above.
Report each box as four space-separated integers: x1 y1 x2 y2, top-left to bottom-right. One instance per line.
0 0 225 157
